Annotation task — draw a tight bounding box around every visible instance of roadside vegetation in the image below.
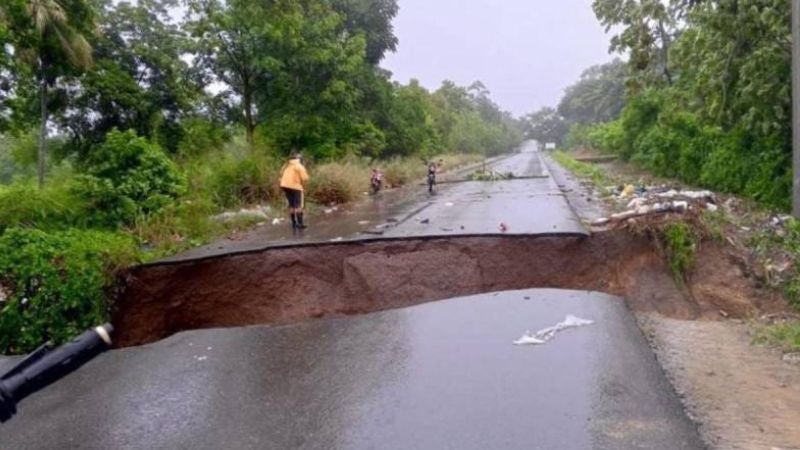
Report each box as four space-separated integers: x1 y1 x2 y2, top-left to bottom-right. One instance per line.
0 0 523 353
525 0 800 351
524 0 791 211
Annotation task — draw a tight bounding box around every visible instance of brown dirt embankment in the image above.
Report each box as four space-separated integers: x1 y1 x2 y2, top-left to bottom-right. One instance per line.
113 229 788 348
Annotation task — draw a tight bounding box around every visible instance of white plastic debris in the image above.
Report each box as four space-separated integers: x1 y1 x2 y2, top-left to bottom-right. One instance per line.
445 202 455 207
513 315 595 346
272 218 282 225
211 206 270 222
358 220 370 225
706 203 719 212
330 237 344 242
655 189 713 200
627 198 646 210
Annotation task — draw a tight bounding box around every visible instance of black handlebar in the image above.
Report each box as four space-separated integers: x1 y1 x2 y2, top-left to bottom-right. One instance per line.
0 324 113 423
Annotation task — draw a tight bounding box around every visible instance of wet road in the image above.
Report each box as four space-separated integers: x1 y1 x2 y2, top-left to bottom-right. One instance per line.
0 290 704 449
0 144 705 449
163 146 585 262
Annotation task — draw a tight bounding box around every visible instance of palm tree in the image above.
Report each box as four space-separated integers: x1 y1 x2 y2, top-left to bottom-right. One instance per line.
23 0 93 188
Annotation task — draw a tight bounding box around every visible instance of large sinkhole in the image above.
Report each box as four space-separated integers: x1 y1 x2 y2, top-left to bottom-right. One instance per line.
113 231 785 348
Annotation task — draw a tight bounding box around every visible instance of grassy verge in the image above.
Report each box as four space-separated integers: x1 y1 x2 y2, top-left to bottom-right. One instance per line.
552 150 611 187
754 322 800 352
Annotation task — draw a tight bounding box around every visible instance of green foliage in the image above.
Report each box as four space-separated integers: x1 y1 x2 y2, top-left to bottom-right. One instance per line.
754 322 800 352
74 130 186 227
521 107 569 145
177 118 231 159
558 59 627 125
207 153 279 208
307 162 367 205
662 222 697 283
584 0 793 211
552 151 609 187
0 228 138 354
0 181 86 232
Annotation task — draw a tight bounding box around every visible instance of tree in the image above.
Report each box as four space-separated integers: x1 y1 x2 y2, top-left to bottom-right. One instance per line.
185 0 265 146
58 0 198 158
4 0 95 188
331 0 398 64
592 0 681 86
521 107 569 145
558 59 627 125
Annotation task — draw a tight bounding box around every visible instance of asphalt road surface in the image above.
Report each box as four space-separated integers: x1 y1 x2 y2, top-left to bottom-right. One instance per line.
162 145 585 263
0 145 705 449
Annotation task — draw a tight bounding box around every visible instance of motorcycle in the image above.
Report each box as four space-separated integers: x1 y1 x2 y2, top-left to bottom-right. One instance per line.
0 324 114 423
370 171 383 195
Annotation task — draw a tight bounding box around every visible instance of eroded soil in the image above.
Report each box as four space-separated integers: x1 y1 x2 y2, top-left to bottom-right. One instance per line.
114 229 786 348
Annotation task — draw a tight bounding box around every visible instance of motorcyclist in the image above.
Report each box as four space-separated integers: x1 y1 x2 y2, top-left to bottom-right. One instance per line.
427 161 438 193
370 168 383 194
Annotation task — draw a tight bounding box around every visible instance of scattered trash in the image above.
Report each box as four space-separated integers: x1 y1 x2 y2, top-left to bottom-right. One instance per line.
330 237 344 242
468 170 514 181
513 315 595 346
212 205 271 222
706 203 719 212
460 226 465 230
358 220 371 225
271 218 283 226
783 353 800 365
620 184 636 197
323 208 336 214
420 218 430 224
445 202 455 207
499 223 509 233
194 356 208 362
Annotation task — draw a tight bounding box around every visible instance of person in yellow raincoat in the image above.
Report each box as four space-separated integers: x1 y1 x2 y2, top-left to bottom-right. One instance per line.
279 153 310 229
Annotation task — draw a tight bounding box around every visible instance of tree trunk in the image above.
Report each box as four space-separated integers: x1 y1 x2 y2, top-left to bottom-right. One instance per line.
37 62 48 190
243 83 254 147
658 20 673 86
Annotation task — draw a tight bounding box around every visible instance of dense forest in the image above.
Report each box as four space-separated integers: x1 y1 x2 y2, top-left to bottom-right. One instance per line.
0 0 524 352
524 0 792 211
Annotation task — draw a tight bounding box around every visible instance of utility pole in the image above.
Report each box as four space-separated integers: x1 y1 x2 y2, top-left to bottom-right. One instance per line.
794 0 800 216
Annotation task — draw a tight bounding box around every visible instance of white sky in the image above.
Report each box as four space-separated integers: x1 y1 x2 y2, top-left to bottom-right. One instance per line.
380 0 614 116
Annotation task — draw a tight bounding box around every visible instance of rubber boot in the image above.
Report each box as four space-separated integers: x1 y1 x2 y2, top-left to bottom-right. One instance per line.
290 212 298 229
296 212 307 229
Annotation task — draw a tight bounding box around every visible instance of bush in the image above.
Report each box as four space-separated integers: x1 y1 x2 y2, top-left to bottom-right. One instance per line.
0 182 88 232
307 162 368 205
209 153 280 208
0 228 139 354
75 130 186 227
383 158 424 188
662 222 698 283
177 118 231 159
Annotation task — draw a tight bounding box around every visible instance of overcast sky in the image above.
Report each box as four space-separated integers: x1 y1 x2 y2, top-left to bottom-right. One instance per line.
381 0 614 117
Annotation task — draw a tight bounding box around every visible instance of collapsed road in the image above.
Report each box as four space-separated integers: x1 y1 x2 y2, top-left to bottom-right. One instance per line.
1 145 766 449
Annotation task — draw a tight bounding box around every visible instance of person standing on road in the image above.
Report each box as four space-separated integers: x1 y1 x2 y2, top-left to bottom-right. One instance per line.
427 161 438 194
280 152 310 229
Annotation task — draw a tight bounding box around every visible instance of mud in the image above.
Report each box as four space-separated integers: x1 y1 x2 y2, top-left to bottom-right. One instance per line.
113 229 788 348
